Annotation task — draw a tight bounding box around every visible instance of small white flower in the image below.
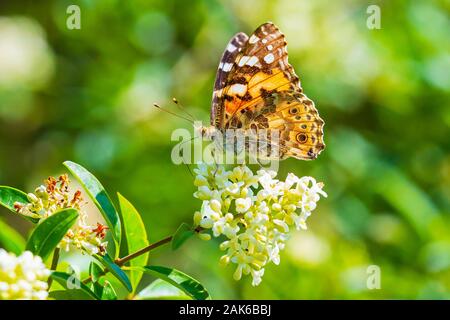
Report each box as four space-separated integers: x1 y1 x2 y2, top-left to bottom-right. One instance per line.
14 175 109 256
209 199 222 213
194 185 214 200
192 163 326 286
194 174 208 187
0 250 50 300
236 197 252 213
285 173 299 189
250 268 265 286
225 182 244 197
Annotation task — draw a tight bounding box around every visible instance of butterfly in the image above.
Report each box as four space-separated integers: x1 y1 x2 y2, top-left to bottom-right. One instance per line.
200 22 325 160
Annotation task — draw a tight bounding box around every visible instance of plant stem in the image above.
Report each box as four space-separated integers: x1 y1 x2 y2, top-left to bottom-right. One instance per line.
115 235 172 266
81 236 171 285
47 248 60 287
81 226 203 285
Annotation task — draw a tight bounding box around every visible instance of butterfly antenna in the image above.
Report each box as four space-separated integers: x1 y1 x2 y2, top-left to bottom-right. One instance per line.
172 98 195 121
175 135 201 177
183 162 194 178
153 103 194 124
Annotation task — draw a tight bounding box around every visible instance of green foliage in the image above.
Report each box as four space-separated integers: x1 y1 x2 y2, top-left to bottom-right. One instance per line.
135 279 190 300
90 280 118 300
63 161 121 252
98 281 118 300
25 209 79 260
50 271 99 300
93 253 132 292
117 193 149 292
88 262 118 300
0 186 39 223
89 261 104 283
0 217 26 255
0 160 210 300
131 266 210 300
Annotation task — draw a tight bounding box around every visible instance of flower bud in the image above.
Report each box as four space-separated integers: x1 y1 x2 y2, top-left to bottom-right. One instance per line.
35 186 48 199
198 233 211 241
194 175 208 187
209 199 222 213
219 255 230 266
193 211 202 225
27 193 39 204
272 202 282 212
236 197 252 213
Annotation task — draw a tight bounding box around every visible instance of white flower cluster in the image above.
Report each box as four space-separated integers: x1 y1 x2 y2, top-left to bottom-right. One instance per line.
193 163 327 286
14 175 108 256
0 250 50 300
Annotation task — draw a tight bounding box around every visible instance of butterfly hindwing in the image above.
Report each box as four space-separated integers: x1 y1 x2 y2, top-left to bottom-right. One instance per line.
225 90 325 160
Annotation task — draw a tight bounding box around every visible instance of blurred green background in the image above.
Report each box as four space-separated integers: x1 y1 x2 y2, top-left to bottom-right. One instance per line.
0 0 449 299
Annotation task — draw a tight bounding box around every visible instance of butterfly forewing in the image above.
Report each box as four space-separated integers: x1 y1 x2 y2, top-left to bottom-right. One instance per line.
211 32 248 127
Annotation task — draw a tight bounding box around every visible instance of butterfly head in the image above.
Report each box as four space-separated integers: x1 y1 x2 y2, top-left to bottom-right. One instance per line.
195 123 217 141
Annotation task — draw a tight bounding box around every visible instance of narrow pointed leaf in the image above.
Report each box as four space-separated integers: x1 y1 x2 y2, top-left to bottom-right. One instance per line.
135 279 191 300
89 262 104 283
100 281 117 300
117 193 149 292
26 209 79 260
63 161 121 249
93 253 132 292
130 266 210 300
50 271 98 300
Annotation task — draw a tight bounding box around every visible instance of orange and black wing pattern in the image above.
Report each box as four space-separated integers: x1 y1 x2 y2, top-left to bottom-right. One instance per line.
210 22 325 160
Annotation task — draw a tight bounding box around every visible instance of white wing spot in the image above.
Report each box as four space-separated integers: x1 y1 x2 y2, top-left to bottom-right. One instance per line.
246 56 259 66
238 56 249 67
229 83 247 96
226 43 237 52
249 35 259 44
222 62 233 72
267 44 273 50
264 53 275 64
262 39 268 44
219 62 224 69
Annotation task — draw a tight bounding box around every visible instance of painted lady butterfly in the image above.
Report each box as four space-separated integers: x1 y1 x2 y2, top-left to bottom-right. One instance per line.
201 22 325 160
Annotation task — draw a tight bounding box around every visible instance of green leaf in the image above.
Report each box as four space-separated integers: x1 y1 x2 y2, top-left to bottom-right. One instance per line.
117 193 149 292
49 290 95 300
171 223 195 250
135 279 191 300
130 266 210 300
89 261 104 283
100 280 117 300
63 161 121 250
93 253 132 292
88 279 117 300
50 271 99 300
0 217 26 255
26 209 79 260
0 186 39 223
